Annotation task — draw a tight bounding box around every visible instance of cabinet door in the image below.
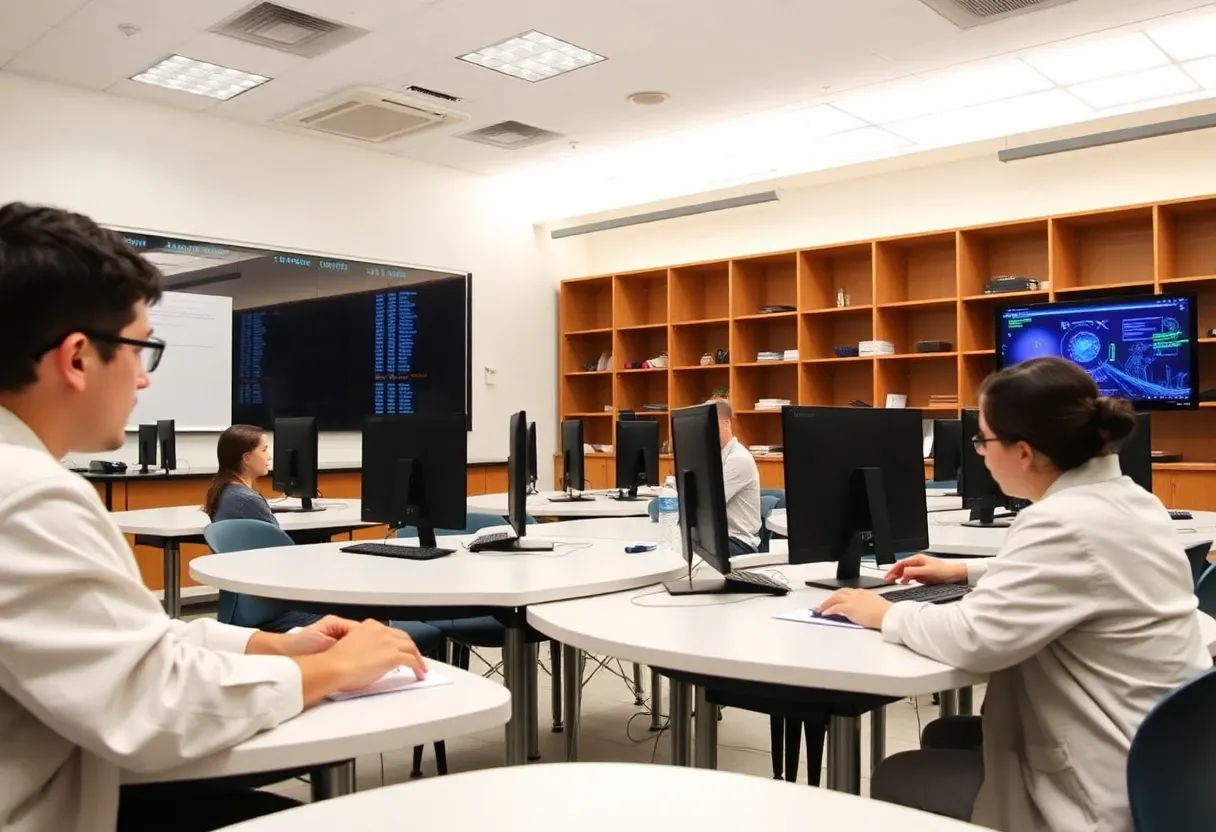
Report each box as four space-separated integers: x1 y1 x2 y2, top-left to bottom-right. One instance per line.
1151 471 1173 507
1171 471 1216 511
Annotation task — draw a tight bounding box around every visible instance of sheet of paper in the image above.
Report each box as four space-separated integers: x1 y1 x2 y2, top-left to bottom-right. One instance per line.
774 608 866 630
327 667 452 701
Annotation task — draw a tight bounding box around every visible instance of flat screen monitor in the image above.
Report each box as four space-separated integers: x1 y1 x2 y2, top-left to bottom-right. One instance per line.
932 419 962 486
271 416 321 512
1118 413 1152 492
614 419 660 499
550 419 591 502
958 408 1017 528
996 293 1197 410
526 421 538 494
137 424 157 474
156 420 176 472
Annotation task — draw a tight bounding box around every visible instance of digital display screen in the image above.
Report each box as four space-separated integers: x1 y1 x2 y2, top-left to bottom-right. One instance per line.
996 293 1197 410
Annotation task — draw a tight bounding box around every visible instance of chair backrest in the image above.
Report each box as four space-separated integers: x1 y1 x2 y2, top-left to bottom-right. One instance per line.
760 488 786 511
758 494 779 553
202 519 295 627
1127 667 1216 831
396 511 535 538
1196 563 1216 617
926 479 958 490
1185 541 1213 588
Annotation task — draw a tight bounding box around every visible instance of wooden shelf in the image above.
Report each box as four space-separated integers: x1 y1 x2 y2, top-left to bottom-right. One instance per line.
804 304 874 315
1053 280 1154 295
960 290 1048 303
733 311 798 321
564 327 613 336
616 322 668 332
565 370 611 377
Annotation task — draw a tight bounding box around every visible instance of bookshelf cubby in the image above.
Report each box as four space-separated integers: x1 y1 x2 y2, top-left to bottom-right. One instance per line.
557 194 1216 509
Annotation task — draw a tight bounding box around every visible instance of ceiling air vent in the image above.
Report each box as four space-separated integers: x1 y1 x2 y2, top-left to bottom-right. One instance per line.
404 85 463 104
917 0 1080 28
282 88 469 143
457 120 562 150
209 2 367 57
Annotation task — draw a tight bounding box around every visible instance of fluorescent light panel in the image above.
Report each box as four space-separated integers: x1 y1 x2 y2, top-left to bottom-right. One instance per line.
131 55 269 101
459 30 604 82
1069 65 1198 109
1023 34 1169 85
1148 13 1216 61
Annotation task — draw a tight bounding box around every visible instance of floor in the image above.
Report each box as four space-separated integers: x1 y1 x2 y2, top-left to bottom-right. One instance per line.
264 645 985 803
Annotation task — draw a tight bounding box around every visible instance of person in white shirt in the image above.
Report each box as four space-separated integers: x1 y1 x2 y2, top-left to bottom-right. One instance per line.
0 202 427 832
817 357 1210 831
708 399 762 555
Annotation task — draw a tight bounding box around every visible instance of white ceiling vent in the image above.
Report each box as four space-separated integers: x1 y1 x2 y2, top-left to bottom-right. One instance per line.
917 0 1080 28
282 89 469 143
457 120 563 150
209 2 367 58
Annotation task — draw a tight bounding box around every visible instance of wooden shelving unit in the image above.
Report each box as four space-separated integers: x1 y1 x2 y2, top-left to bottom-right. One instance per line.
557 195 1216 506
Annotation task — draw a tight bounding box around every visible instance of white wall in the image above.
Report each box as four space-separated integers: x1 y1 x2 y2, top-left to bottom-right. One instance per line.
570 126 1216 274
0 73 576 484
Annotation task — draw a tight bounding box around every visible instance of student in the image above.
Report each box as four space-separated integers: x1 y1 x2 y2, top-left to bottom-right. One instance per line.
817 357 1209 831
204 424 278 525
708 398 761 555
0 202 426 832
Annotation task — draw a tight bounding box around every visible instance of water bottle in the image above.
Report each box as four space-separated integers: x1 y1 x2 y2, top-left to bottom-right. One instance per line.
658 475 680 556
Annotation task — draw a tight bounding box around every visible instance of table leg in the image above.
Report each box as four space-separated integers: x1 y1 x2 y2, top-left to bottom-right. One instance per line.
938 689 959 720
649 668 664 731
826 715 861 794
957 686 974 716
104 481 114 512
502 625 528 766
162 541 181 619
550 640 564 733
669 679 693 766
309 761 355 800
870 706 886 775
632 662 645 705
562 644 582 762
693 687 717 769
526 642 540 762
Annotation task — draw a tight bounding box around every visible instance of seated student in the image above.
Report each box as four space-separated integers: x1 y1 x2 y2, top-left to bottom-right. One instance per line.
817 357 1209 832
708 398 761 555
204 424 277 525
0 202 426 832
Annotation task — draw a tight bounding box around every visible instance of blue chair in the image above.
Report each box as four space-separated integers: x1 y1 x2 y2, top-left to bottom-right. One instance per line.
1127 667 1216 831
760 488 786 511
1185 541 1213 588
1196 563 1216 617
926 479 958 491
758 495 778 554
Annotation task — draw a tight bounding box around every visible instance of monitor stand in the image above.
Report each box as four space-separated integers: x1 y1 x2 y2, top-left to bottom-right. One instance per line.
548 489 593 503
959 506 1012 528
805 467 896 591
271 496 327 513
610 485 645 502
138 464 151 475
663 575 729 595
473 536 555 553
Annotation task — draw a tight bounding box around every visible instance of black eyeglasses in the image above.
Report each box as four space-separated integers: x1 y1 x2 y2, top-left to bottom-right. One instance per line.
971 433 999 453
38 331 165 373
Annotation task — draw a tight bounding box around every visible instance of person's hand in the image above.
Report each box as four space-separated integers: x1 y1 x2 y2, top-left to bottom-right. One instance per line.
322 619 428 691
816 589 893 630
279 615 361 656
885 554 968 586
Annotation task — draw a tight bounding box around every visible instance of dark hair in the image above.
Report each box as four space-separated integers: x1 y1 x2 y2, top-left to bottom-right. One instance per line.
979 356 1137 472
204 425 266 519
0 202 162 392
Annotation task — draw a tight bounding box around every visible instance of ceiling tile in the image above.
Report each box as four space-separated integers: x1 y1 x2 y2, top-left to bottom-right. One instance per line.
0 0 91 29
171 31 309 78
107 77 220 111
272 0 432 29
210 76 328 123
5 20 190 90
61 0 251 31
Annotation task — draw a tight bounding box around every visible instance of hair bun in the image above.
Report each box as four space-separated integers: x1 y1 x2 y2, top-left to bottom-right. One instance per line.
1093 395 1136 445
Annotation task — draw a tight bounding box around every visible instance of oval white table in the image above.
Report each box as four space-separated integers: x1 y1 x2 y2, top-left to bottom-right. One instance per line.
190 535 687 768
468 490 653 518
123 661 509 800
220 763 987 831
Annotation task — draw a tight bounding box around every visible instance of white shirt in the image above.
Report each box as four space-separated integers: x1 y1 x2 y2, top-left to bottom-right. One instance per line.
882 454 1210 832
721 437 761 549
0 407 304 832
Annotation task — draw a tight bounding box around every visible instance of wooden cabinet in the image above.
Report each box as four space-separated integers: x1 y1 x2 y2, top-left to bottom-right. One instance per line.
1156 466 1216 511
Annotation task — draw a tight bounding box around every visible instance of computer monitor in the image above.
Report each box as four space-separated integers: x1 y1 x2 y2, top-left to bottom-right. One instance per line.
932 419 962 488
526 420 538 494
156 420 176 472
614 419 659 500
137 424 157 474
475 410 555 553
662 403 735 595
996 292 1198 411
958 408 1018 528
272 417 322 512
360 414 467 547
782 406 929 590
1117 413 1152 492
550 419 591 502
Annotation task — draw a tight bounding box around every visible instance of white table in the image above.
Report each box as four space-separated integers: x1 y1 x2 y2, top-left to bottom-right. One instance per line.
190 535 688 767
468 490 654 518
123 661 509 800
113 499 374 618
767 496 961 539
219 762 988 831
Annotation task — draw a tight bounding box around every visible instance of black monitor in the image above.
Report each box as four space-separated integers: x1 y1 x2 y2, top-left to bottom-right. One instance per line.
550 418 591 502
156 420 176 472
958 408 1019 528
360 414 467 547
526 420 538 494
1117 413 1152 492
272 417 322 512
137 424 157 474
662 403 735 595
932 419 962 490
472 410 554 553
783 406 929 590
614 419 659 500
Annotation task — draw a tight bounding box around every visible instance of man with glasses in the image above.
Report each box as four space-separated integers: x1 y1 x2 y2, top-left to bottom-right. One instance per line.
0 203 426 832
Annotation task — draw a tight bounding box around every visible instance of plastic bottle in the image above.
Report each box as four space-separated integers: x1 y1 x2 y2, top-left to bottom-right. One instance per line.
658 475 680 556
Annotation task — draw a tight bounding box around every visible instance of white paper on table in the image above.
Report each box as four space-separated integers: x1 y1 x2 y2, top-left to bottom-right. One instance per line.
327 667 452 701
773 609 865 630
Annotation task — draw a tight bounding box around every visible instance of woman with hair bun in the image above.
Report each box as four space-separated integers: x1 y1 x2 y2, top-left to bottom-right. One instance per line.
818 357 1209 831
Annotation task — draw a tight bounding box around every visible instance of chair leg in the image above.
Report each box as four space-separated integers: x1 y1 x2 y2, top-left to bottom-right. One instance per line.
410 745 424 779
433 741 448 775
783 719 802 783
769 716 784 779
805 718 827 787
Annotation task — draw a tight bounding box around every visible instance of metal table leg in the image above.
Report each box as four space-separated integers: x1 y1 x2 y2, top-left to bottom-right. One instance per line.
309 761 355 800
939 689 959 720
958 686 974 716
526 642 540 762
693 687 718 769
870 706 886 775
162 541 181 619
550 641 564 733
502 625 528 766
632 663 645 705
669 679 693 766
649 668 664 731
562 644 582 762
826 715 861 794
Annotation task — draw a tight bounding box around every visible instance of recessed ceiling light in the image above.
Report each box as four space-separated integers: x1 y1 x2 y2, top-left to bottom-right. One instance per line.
628 91 670 106
1023 34 1169 85
1148 13 1216 62
458 30 605 83
131 55 270 100
1068 65 1199 109
886 90 1092 146
1183 56 1216 90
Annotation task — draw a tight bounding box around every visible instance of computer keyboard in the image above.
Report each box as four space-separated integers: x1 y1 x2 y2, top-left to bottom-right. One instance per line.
340 542 454 560
722 570 789 596
881 584 971 604
1170 510 1193 521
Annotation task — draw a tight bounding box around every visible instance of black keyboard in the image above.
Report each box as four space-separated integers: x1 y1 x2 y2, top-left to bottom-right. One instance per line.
1170 510 1193 521
723 570 789 596
881 584 971 604
340 543 454 560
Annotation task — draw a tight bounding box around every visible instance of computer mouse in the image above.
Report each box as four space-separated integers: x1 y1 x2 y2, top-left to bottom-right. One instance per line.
811 610 853 624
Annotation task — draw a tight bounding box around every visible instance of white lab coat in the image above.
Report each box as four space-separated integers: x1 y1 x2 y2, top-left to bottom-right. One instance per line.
882 454 1210 832
0 407 304 832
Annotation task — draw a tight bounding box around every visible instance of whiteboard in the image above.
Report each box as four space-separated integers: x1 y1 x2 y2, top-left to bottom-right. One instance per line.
127 291 232 431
